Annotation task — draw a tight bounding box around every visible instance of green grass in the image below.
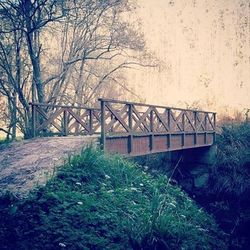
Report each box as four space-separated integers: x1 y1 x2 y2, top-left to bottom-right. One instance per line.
0 147 227 249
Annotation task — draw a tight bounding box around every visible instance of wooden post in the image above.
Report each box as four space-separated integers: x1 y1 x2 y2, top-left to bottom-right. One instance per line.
204 113 207 144
167 108 171 148
194 111 197 145
110 114 114 132
100 100 106 151
182 112 185 146
63 109 68 136
89 109 93 135
31 104 36 138
128 104 133 154
213 113 216 143
150 108 154 151
204 113 207 131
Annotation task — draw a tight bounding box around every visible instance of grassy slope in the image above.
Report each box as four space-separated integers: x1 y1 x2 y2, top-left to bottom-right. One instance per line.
0 147 226 250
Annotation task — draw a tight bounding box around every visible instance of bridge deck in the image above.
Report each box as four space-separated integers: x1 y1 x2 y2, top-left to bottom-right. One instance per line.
30 99 216 156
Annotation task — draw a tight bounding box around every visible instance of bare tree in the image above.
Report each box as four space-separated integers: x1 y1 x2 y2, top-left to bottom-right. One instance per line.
0 0 156 138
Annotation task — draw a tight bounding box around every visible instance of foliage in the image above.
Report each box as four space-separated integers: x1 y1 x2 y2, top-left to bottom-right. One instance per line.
206 122 250 249
212 122 250 196
0 147 226 250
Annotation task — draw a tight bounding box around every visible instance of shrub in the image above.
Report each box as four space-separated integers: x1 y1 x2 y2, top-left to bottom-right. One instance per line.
208 122 250 249
212 122 250 196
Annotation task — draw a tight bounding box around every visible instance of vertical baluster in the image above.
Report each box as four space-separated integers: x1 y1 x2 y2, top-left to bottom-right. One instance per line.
150 107 154 151
110 114 114 132
167 108 171 149
194 111 197 145
100 100 106 151
182 111 185 146
31 104 36 138
204 113 207 144
213 112 216 143
128 104 133 154
89 109 93 135
63 109 68 136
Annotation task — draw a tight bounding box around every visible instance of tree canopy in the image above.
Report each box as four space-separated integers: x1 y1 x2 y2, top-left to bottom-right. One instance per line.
0 0 154 138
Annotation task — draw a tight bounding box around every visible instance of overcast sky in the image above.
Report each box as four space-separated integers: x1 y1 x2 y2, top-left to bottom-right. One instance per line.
126 0 250 115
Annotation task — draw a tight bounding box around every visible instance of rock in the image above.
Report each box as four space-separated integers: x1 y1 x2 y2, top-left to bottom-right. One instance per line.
194 173 209 188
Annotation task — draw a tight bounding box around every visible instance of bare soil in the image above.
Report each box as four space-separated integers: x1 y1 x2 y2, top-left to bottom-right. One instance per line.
0 136 99 197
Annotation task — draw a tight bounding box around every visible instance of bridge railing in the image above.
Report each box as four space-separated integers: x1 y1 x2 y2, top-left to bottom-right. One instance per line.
29 103 101 137
30 99 216 156
99 98 216 156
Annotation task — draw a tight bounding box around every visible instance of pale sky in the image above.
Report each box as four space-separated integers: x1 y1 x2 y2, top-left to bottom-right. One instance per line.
126 0 250 116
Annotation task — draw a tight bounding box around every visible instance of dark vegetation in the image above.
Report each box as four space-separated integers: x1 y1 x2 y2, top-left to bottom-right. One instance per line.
0 147 226 250
207 122 250 249
149 122 250 250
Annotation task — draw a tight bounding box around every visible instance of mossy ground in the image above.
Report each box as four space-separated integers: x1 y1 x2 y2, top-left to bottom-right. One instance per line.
0 147 227 249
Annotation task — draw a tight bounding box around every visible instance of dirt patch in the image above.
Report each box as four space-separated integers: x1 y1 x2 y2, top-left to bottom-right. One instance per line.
0 136 99 197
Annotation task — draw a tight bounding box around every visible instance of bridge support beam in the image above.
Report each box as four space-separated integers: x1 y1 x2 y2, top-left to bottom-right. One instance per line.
169 145 217 167
134 145 217 191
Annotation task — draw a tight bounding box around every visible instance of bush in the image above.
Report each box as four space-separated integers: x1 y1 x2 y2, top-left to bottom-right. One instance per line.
0 147 227 249
212 122 250 196
208 122 250 249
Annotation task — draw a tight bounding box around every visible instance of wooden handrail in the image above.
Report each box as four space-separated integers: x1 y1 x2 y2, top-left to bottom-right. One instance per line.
29 102 100 111
98 98 216 114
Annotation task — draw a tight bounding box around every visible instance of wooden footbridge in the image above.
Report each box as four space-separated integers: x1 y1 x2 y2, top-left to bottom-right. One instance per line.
30 99 216 156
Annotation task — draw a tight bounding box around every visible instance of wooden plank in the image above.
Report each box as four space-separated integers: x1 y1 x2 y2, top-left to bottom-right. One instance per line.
196 113 205 131
100 100 106 150
105 103 130 132
132 113 147 131
31 104 36 137
184 112 196 131
35 106 62 132
132 106 151 132
37 107 64 133
153 108 169 131
206 113 215 130
128 104 133 153
105 104 128 132
98 98 216 114
109 112 128 132
68 109 89 132
170 110 183 131
67 109 90 132
30 102 100 110
133 106 152 131
63 109 68 136
93 110 101 122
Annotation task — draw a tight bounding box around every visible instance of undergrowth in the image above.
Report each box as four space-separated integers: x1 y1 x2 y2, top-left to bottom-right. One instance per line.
0 147 227 249
212 122 250 196
207 122 250 248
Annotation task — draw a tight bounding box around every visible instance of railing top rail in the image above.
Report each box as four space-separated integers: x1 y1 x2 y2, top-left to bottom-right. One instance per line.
98 98 216 114
29 102 100 111
29 99 216 115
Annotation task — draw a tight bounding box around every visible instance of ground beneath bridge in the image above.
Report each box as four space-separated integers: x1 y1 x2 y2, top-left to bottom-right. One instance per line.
0 136 99 197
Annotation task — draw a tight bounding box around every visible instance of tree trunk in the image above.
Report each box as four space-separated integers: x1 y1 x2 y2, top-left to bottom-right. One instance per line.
26 32 44 103
24 0 44 103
